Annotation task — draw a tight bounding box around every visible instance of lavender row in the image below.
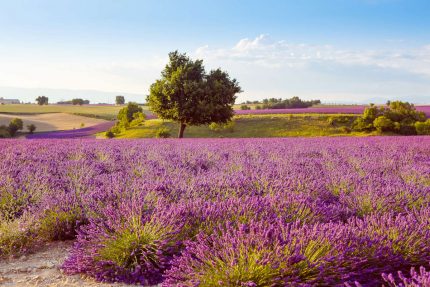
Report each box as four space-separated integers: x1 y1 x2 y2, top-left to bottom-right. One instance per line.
0 137 429 286
234 105 430 117
26 121 115 139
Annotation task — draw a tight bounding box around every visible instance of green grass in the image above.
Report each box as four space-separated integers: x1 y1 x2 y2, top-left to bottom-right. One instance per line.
114 114 365 138
0 104 150 120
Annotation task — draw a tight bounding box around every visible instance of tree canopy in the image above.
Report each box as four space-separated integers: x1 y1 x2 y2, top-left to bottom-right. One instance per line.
147 51 242 138
353 101 428 135
36 96 49 105
7 118 23 137
116 95 125 105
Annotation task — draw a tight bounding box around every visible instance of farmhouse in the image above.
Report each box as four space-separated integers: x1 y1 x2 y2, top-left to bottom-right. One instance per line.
0 97 20 104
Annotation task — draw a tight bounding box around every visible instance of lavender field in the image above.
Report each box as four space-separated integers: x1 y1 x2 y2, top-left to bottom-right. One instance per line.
235 106 430 117
1 138 430 286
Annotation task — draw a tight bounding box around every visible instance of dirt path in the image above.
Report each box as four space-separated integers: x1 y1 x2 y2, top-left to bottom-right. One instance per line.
0 241 143 287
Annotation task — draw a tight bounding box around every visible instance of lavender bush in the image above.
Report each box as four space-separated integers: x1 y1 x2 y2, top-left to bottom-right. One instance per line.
0 137 429 286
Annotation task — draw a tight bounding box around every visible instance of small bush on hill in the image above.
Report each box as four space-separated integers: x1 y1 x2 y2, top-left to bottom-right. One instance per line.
105 130 115 138
353 101 427 135
240 105 251 110
27 124 36 134
373 116 394 133
117 103 144 129
209 121 235 133
415 120 430 135
7 118 23 137
156 127 171 138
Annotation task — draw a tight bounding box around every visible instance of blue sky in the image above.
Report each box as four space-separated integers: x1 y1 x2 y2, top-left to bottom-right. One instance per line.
0 0 429 104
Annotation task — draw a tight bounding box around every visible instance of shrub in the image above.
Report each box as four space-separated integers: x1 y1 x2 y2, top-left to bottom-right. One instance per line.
130 112 146 127
373 116 394 133
398 124 417 136
352 117 373 132
117 103 143 128
27 124 36 134
353 101 427 135
240 105 251 110
63 212 183 285
0 218 35 257
415 120 430 135
209 121 235 133
255 105 262 110
105 130 115 138
7 118 23 137
38 208 86 241
340 126 352 134
0 189 31 222
156 127 171 138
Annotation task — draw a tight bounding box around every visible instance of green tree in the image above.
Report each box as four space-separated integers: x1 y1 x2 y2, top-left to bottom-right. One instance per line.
116 95 125 105
147 51 241 138
7 118 23 137
36 96 49 105
27 124 36 134
117 102 143 128
72 98 85 105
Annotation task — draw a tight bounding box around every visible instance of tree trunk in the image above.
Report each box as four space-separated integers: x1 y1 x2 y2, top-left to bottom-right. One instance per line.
178 123 186 138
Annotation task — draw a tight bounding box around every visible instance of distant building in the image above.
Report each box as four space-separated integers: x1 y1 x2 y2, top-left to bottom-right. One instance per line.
0 97 20 104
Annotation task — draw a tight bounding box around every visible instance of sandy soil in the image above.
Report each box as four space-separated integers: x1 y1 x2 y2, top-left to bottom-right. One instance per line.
0 241 143 287
0 113 108 132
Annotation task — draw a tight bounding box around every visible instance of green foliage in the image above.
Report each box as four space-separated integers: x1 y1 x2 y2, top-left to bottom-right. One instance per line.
147 51 241 138
115 95 125 105
373 116 394 133
27 124 36 134
255 105 262 110
116 114 360 139
155 127 171 138
415 120 430 135
7 118 24 137
38 208 85 241
130 112 146 127
339 126 352 134
117 102 143 128
35 96 49 105
0 218 34 257
397 124 417 135
105 130 115 138
209 120 236 133
0 189 30 221
240 104 251 110
353 101 427 134
328 116 352 126
97 217 176 270
72 98 89 105
259 96 321 109
196 248 285 287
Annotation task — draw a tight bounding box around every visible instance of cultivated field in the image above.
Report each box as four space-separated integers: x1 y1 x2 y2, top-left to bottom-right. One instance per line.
0 104 134 120
1 138 429 286
0 113 109 133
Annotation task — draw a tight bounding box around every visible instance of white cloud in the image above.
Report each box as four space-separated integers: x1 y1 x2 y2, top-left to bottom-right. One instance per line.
195 34 430 77
194 35 430 104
